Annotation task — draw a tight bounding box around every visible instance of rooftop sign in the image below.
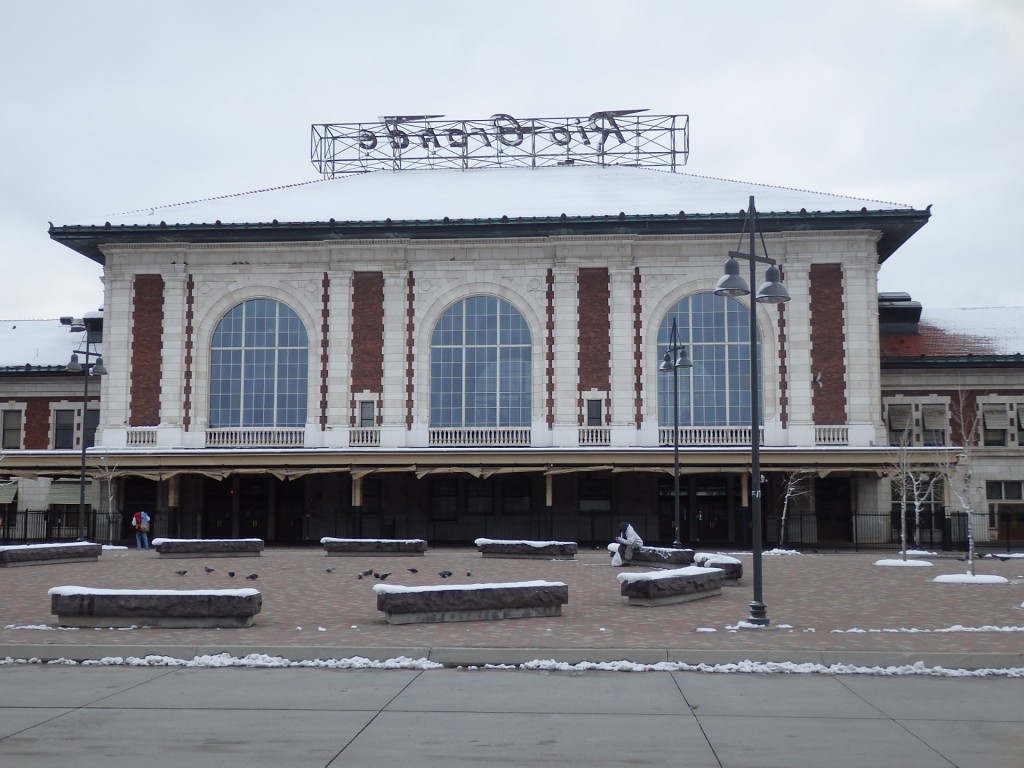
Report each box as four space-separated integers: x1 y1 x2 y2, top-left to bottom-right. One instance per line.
310 110 688 177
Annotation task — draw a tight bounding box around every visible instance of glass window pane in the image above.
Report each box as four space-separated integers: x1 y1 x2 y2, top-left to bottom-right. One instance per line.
210 299 307 428
430 296 531 428
658 293 762 428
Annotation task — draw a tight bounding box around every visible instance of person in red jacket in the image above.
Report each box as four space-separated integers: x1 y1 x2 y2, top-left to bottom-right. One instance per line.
132 509 151 550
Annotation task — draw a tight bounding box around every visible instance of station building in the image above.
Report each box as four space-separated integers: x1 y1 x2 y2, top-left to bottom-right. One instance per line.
2 116 1021 549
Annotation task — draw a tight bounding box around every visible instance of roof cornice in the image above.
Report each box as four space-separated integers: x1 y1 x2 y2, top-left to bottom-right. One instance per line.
50 207 930 265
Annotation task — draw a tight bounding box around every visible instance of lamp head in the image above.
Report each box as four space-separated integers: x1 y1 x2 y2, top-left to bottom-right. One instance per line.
714 257 750 297
755 264 791 303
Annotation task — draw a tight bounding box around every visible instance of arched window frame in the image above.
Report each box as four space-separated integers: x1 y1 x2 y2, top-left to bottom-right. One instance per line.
208 298 309 428
657 292 762 427
429 295 532 428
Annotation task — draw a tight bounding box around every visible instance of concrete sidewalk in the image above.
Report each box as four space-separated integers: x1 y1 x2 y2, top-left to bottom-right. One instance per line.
0 664 1021 768
1 546 1022 668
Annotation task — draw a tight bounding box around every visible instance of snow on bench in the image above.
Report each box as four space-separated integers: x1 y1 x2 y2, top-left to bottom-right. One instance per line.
606 542 695 568
320 537 428 557
49 586 263 628
373 580 569 625
694 552 742 583
152 538 264 558
616 566 724 606
474 538 578 560
0 542 103 567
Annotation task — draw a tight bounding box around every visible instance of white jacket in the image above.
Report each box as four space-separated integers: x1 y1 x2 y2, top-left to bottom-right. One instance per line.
617 524 643 548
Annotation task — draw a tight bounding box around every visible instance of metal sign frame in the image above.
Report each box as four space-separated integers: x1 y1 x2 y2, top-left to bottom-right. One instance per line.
310 110 688 177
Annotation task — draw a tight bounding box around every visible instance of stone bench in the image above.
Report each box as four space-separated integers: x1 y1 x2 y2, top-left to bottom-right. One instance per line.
320 537 428 557
152 538 264 558
373 580 569 625
617 566 724 606
694 552 743 583
0 542 103 567
606 543 695 568
475 538 578 560
49 586 262 628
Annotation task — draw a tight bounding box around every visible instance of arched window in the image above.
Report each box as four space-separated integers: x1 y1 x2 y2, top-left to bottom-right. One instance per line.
658 293 759 426
209 298 308 428
430 296 531 427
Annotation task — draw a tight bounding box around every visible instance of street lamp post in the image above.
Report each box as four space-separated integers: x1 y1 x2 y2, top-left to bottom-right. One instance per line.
714 196 790 626
62 313 106 542
659 318 692 548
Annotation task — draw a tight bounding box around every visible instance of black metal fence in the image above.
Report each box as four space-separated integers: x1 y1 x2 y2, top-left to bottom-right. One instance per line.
2 507 1021 553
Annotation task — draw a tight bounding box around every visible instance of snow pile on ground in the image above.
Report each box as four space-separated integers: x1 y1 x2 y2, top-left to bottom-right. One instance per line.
0 653 443 670
1 653 1021 677
933 573 1009 584
830 624 1024 634
514 658 1023 677
875 558 934 567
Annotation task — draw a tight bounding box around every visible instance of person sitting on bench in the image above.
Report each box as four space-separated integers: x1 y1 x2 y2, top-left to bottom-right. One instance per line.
613 522 643 566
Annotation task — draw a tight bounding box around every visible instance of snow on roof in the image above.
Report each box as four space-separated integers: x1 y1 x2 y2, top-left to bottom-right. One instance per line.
0 320 84 369
102 166 914 227
882 306 1024 357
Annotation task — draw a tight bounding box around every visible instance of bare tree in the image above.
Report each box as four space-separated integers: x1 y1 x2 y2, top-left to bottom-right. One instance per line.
886 430 915 561
887 432 946 560
775 470 814 549
92 454 120 545
943 390 982 576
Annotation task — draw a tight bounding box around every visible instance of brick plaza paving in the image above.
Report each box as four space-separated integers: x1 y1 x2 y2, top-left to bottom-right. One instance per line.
2 546 1022 667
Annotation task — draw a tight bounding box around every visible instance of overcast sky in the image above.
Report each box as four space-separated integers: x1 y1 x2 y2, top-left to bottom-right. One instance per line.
2 0 1021 322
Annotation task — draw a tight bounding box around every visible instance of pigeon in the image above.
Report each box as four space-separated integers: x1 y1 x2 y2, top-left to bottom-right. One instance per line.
325 566 335 573
361 568 374 577
407 568 418 573
245 574 259 580
438 570 452 578
175 570 187 576
466 571 472 577
204 566 215 573
378 572 390 581
373 572 381 579
227 571 235 578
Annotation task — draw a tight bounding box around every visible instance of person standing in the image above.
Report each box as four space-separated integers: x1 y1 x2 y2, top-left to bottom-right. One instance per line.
132 509 151 550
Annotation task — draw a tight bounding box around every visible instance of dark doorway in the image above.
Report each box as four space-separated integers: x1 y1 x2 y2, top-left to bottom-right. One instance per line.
816 477 852 542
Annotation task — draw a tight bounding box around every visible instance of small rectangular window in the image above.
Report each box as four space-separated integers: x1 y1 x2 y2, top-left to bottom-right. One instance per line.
586 399 602 427
84 409 99 449
53 410 75 449
359 401 375 428
429 478 459 521
921 406 946 446
887 405 912 445
2 410 22 450
579 478 611 514
982 406 1008 446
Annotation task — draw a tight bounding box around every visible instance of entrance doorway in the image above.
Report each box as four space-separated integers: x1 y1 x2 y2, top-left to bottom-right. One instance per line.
815 477 852 543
